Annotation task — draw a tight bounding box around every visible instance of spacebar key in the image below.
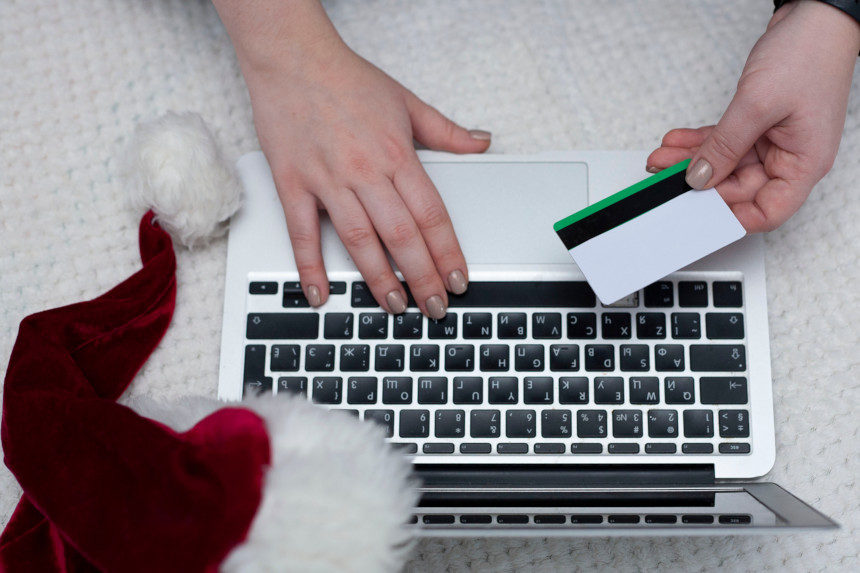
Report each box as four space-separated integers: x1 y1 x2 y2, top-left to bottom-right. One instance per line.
246 313 319 339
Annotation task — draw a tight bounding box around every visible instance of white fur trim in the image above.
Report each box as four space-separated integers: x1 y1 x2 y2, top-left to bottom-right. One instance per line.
123 395 419 572
222 396 419 573
123 111 242 248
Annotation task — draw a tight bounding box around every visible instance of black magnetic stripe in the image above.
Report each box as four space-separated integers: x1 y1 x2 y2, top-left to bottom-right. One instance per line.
556 170 692 250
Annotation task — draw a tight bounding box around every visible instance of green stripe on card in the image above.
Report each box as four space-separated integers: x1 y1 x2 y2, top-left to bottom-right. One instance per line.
553 158 691 232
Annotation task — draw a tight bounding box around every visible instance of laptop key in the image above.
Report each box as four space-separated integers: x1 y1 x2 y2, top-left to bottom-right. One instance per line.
719 409 750 437
594 377 624 404
534 443 566 454
608 443 640 454
364 409 394 437
506 410 536 438
463 313 492 339
559 377 589 404
417 377 447 404
249 281 278 295
636 313 666 339
700 377 748 404
270 344 300 371
410 344 440 372
585 345 614 371
435 410 465 438
447 281 595 307
655 344 685 371
567 313 597 339
601 313 631 339
282 293 311 308
470 410 501 438
713 281 743 307
244 377 272 397
480 344 510 371
311 377 342 404
351 281 377 307
648 409 678 438
705 313 745 339
497 443 529 454
488 377 518 403
683 410 714 437
375 344 405 371
452 377 483 404
682 443 714 454
498 313 527 339
719 443 751 454
671 313 701 339
347 377 377 404
277 376 307 395
665 377 695 404
691 346 746 371
399 410 429 438
339 345 370 372
515 345 544 372
305 345 335 371
423 443 455 454
532 313 562 339
549 344 580 371
243 344 265 382
577 410 608 438
382 377 412 404
393 443 418 454
324 313 353 339
612 410 643 438
428 313 457 339
620 344 649 371
394 313 423 339
460 443 492 454
445 344 474 371
645 443 677 454
358 312 388 339
679 281 708 307
524 377 553 404
541 409 572 438
246 313 319 339
644 281 674 307
629 377 659 404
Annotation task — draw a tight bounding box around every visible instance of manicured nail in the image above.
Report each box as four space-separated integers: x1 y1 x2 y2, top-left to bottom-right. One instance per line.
306 285 322 306
425 295 447 320
447 269 468 295
686 159 713 189
646 165 660 174
386 290 407 314
468 129 492 141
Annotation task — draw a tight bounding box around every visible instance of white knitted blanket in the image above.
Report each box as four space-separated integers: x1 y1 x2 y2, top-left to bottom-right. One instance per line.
1 0 857 570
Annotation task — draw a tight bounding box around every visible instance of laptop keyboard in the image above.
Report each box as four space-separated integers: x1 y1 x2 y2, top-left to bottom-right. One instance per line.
242 275 751 457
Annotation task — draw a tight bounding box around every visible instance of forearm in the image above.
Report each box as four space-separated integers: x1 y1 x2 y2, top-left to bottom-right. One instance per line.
211 0 345 75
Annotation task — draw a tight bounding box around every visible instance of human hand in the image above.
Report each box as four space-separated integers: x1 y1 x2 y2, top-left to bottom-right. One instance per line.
214 0 490 318
647 0 860 232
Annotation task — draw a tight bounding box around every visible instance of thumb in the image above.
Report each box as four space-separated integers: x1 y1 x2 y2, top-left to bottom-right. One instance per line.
404 92 491 154
686 93 776 189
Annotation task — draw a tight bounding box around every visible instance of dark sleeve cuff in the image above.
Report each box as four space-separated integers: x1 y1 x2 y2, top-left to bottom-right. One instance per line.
774 0 860 24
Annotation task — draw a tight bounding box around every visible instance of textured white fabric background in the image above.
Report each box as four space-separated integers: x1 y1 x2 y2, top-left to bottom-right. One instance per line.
1 0 858 570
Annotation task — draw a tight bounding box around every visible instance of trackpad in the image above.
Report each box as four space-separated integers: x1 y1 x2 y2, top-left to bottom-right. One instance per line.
423 161 589 265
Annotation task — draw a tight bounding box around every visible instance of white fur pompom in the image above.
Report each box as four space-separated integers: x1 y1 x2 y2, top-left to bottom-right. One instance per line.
124 112 241 248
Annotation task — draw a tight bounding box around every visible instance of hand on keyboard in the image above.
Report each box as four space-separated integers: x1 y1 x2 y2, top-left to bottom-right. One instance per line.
214 0 491 319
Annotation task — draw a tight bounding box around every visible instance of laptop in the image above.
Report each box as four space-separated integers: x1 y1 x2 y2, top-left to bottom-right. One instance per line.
218 150 837 535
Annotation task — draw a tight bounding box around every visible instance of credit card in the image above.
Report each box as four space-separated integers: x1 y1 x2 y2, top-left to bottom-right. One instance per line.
553 159 745 304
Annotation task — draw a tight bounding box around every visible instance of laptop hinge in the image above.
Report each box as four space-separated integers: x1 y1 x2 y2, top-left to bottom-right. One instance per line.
415 464 715 489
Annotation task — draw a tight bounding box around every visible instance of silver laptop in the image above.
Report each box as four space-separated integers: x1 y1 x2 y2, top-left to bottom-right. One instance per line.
218 150 836 535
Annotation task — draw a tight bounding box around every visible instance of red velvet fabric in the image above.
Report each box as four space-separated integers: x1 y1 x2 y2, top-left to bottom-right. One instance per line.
0 212 271 572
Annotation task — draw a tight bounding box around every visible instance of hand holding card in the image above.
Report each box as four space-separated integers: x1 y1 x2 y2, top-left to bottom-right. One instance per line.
554 159 746 305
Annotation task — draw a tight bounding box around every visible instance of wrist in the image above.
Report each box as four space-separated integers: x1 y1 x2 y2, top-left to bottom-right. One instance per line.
788 0 860 54
213 0 347 76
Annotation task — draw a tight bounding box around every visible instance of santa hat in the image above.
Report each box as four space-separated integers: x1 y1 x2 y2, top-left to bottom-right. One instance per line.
0 113 418 572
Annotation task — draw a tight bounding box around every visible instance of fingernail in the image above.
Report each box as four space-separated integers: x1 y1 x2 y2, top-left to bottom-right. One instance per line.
468 129 492 141
447 269 468 295
686 159 713 189
307 285 322 306
646 165 660 174
425 295 447 320
386 290 407 314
